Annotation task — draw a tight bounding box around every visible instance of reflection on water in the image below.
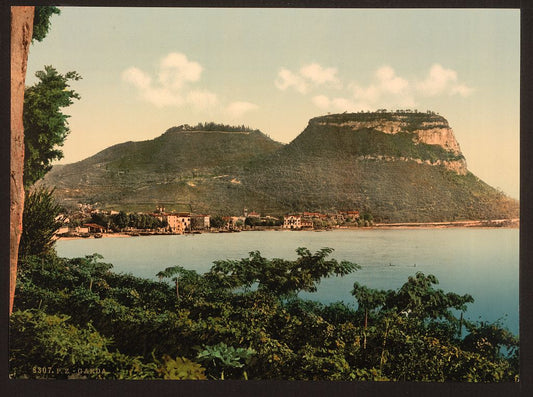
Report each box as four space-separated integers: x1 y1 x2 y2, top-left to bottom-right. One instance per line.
56 228 519 334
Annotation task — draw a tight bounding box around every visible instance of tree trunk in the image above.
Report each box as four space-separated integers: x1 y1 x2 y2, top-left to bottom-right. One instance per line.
363 308 368 349
379 319 390 374
10 6 34 315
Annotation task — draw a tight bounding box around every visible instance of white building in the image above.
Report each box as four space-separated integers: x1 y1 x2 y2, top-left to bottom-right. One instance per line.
283 215 313 230
163 214 185 234
283 215 302 229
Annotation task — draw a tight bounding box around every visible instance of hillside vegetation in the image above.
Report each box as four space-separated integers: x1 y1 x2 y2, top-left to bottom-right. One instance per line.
43 124 283 213
244 156 517 222
41 114 519 221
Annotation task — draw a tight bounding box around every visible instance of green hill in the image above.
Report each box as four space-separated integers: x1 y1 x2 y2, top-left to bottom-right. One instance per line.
43 123 283 213
41 114 519 221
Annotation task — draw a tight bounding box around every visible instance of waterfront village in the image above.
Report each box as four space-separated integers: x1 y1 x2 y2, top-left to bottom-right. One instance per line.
55 205 371 239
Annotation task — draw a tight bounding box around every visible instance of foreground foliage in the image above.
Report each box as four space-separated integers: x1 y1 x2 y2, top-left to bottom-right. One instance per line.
10 249 518 381
19 187 64 258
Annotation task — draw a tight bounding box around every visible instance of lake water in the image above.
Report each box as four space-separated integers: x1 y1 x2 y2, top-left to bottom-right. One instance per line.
56 228 519 335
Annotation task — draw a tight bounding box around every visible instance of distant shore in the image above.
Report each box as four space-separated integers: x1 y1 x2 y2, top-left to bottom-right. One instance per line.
57 233 132 241
371 218 519 229
56 218 519 241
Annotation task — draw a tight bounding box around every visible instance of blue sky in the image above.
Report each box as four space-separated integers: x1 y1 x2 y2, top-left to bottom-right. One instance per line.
25 7 520 198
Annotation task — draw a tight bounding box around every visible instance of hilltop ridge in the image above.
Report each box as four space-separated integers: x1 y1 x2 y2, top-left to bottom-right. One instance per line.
293 110 466 174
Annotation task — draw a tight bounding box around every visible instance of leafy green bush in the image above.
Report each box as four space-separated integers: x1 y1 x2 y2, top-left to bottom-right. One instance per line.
205 247 359 296
196 342 255 379
9 309 115 378
19 187 63 258
157 355 207 380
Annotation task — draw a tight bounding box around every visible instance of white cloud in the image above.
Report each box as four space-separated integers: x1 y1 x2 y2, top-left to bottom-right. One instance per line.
352 84 381 104
275 62 341 94
275 68 308 93
451 84 475 97
375 66 409 95
279 62 473 113
123 54 204 108
226 101 259 117
349 65 415 110
416 63 473 97
144 87 183 108
275 64 415 111
122 67 183 107
186 89 218 109
123 52 257 115
300 63 340 86
122 67 151 89
158 52 203 90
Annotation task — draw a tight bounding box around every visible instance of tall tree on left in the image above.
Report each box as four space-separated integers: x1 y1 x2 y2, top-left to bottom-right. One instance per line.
10 6 60 314
10 6 34 315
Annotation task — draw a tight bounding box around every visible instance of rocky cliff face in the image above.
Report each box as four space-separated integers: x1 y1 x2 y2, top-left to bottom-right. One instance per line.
311 112 467 175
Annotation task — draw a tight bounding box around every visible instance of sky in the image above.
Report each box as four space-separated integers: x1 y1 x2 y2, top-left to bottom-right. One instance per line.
25 7 520 199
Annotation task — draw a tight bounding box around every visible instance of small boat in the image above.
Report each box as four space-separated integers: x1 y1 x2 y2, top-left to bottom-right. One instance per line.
94 233 103 239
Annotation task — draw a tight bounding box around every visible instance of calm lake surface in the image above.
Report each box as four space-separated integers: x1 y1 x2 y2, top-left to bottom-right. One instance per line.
56 228 519 335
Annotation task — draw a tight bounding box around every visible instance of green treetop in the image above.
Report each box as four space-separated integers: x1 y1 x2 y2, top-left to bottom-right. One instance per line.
23 65 81 188
32 6 60 42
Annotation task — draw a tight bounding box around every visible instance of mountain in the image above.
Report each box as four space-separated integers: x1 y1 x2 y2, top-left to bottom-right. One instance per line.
240 112 518 221
41 113 519 222
42 124 283 213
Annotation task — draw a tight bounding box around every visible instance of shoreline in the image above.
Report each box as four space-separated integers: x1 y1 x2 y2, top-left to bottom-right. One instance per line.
371 218 520 230
56 218 519 241
56 232 133 241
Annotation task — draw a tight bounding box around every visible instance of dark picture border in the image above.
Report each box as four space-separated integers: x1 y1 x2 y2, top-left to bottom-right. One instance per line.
1 1 530 396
